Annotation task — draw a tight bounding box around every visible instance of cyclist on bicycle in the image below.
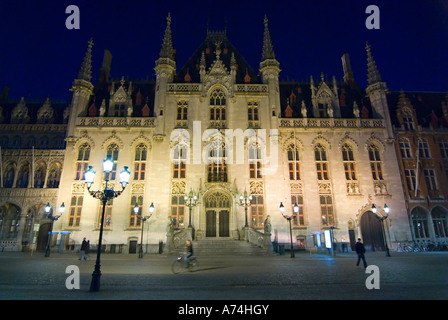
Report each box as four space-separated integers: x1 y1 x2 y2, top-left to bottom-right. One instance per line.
184 240 193 268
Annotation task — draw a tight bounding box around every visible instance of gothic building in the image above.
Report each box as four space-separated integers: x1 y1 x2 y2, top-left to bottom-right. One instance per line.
1 15 446 254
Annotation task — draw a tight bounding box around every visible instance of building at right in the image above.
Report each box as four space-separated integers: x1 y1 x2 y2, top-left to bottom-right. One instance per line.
391 89 448 246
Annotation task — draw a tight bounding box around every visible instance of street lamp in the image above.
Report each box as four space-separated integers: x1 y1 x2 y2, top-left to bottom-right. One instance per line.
85 157 131 292
138 203 154 259
239 189 252 228
44 202 65 257
184 189 198 229
280 202 299 258
372 203 391 257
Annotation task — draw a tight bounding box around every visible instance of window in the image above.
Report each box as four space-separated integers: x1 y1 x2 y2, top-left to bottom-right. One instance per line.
171 195 185 228
68 195 83 227
399 139 412 159
129 195 143 227
404 169 416 192
368 144 383 180
418 139 431 159
439 141 448 159
287 144 300 180
248 101 259 127
207 140 227 182
98 199 113 228
47 166 61 188
177 101 188 120
106 143 119 180
173 144 187 179
402 108 415 131
342 144 357 180
432 207 448 238
4 166 15 188
291 195 305 226
134 144 147 180
17 165 29 188
34 166 45 188
411 208 429 239
424 169 438 191
250 195 264 227
249 145 262 179
210 88 226 127
113 104 126 117
320 195 334 226
315 143 329 180
75 144 90 180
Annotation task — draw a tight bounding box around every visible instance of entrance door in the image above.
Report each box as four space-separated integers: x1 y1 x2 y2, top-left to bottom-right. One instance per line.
219 210 229 237
37 223 51 251
206 210 216 237
129 240 137 254
360 210 385 251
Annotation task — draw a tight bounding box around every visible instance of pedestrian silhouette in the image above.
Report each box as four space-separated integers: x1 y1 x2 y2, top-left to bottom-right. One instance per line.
355 238 367 268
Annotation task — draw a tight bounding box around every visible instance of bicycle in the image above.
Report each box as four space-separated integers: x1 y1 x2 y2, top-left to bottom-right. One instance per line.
171 254 199 274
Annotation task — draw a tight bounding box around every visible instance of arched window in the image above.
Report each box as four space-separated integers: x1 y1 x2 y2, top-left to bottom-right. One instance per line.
314 143 329 180
106 143 119 180
411 207 429 239
432 207 448 239
133 143 147 180
368 143 383 181
287 143 300 180
209 88 226 127
342 144 357 180
3 165 15 188
17 164 29 188
47 164 61 188
75 143 90 180
206 138 227 183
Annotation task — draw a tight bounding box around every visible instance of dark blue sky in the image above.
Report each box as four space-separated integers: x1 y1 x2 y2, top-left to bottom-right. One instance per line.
0 0 447 100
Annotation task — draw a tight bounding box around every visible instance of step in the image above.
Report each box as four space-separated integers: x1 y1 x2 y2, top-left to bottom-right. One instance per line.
192 238 270 256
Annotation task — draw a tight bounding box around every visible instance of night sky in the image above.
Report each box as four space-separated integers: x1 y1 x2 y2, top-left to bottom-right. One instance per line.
0 0 447 101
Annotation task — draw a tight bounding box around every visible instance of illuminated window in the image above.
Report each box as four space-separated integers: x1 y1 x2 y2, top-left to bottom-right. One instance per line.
98 199 113 228
210 88 226 127
173 144 187 179
291 195 305 226
133 143 147 180
106 143 119 180
315 143 329 180
75 143 90 180
287 144 300 180
129 195 143 227
207 140 227 182
171 195 185 228
342 144 357 180
250 195 264 227
320 195 334 226
68 195 83 228
249 145 262 179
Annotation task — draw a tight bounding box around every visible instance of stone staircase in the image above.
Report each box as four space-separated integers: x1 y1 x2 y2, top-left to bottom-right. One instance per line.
192 238 270 256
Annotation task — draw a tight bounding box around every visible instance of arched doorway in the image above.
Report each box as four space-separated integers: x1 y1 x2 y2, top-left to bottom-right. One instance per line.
360 210 385 251
204 191 231 238
0 203 21 241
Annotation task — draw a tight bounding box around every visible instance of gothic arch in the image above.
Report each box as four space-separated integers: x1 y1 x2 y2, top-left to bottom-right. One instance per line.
101 132 124 151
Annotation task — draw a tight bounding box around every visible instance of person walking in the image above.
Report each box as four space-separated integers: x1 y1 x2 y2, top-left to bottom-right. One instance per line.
79 237 88 260
355 238 367 268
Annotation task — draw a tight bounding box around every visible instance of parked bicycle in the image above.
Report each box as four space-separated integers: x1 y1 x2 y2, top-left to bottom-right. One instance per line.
171 253 199 274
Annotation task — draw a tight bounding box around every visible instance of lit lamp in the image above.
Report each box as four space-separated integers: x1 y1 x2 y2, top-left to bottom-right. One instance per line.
280 202 299 258
239 189 252 228
85 157 131 292
184 189 199 229
44 202 65 257
372 203 391 257
138 203 154 259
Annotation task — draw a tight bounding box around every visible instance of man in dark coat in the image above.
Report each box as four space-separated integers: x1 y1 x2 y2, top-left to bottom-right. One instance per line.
79 237 88 260
355 238 367 268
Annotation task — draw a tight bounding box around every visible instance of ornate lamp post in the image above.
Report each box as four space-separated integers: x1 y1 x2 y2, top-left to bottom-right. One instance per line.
372 203 391 257
84 157 131 292
239 189 252 228
184 189 198 228
138 202 154 259
280 202 299 258
44 202 65 257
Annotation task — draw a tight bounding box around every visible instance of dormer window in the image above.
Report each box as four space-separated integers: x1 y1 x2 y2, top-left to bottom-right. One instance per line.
402 108 415 131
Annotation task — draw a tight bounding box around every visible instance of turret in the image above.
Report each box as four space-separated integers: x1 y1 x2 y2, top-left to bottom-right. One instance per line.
365 42 393 138
154 13 176 136
67 38 94 138
259 15 281 130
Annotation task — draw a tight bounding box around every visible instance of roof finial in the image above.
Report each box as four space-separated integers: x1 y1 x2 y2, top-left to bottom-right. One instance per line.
261 15 275 60
159 13 176 60
366 42 382 85
78 38 93 81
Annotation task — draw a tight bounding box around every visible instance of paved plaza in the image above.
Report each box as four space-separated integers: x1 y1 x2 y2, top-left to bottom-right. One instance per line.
0 250 447 301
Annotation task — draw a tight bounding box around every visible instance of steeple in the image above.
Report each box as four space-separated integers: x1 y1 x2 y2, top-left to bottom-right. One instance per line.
78 38 94 81
366 42 382 85
261 15 275 60
159 13 176 61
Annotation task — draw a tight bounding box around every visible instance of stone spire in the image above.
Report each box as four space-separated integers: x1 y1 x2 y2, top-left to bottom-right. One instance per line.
159 13 176 60
261 15 275 60
78 38 93 81
366 42 382 85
